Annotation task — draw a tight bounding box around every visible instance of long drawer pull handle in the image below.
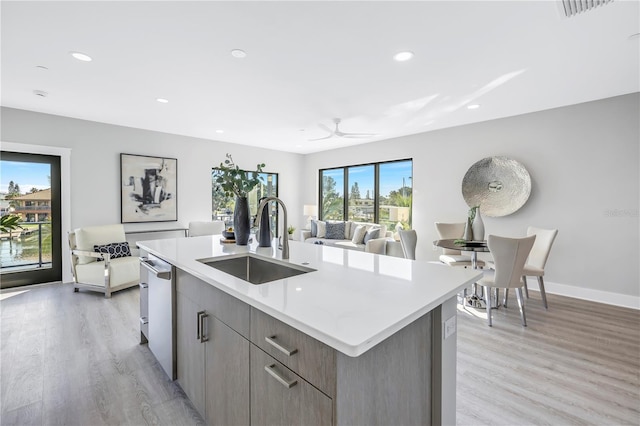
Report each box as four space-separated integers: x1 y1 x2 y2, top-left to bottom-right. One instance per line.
264 364 297 389
265 336 298 356
200 312 209 343
197 311 205 340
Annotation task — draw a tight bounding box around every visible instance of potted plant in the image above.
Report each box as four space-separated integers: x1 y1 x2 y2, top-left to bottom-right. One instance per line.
287 225 296 240
0 214 23 237
215 154 265 245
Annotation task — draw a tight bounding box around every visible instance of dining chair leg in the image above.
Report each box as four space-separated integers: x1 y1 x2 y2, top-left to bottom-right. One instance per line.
538 276 548 309
503 288 509 308
522 276 530 298
485 286 492 327
515 287 527 327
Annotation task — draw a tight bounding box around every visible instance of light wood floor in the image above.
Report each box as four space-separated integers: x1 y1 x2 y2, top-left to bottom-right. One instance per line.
1 283 638 425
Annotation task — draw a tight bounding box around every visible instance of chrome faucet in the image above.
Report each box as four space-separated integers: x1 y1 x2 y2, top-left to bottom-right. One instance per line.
256 196 289 259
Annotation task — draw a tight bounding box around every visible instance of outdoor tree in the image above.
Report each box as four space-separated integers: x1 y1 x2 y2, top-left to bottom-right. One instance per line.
322 175 343 219
349 182 361 200
29 187 39 193
7 181 21 198
211 173 234 214
388 186 412 205
365 189 371 200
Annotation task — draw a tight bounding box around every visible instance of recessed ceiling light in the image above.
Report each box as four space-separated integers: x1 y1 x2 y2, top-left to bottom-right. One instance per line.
215 129 224 134
231 49 247 59
467 104 480 110
33 90 48 97
629 33 640 40
36 65 48 70
70 51 92 62
393 51 414 62
156 98 169 103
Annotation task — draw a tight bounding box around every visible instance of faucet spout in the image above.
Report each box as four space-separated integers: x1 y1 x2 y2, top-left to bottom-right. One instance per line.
256 197 289 259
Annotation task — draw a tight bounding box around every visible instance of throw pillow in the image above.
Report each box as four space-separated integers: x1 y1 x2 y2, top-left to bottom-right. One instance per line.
317 221 327 238
364 227 381 244
351 225 367 245
343 221 351 239
325 222 346 240
311 220 318 237
94 241 131 261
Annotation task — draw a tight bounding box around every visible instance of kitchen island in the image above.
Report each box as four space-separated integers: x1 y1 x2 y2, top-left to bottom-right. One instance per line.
138 236 482 426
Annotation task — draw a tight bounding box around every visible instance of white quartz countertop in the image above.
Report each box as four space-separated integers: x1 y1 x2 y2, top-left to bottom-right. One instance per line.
137 236 482 357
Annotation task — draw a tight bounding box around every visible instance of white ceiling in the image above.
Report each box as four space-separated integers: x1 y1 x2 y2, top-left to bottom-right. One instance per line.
2 1 638 154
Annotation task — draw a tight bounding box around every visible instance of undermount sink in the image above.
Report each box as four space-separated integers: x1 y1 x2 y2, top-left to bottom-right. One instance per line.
199 254 315 285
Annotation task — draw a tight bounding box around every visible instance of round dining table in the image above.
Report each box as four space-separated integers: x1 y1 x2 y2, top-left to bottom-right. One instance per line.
433 238 497 309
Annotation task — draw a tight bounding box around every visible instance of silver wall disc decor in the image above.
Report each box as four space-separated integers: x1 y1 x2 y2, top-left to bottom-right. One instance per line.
461 156 531 217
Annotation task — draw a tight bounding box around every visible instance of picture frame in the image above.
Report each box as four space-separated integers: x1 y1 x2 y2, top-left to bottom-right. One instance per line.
120 153 177 223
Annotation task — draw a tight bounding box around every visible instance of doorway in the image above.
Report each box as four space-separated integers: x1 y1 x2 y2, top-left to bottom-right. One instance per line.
1 151 62 288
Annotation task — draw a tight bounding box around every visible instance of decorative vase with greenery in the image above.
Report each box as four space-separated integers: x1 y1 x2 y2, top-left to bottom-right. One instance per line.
471 205 485 241
463 206 477 241
287 225 295 240
215 153 265 245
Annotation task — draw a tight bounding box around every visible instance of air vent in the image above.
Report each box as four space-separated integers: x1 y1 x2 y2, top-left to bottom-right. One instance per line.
560 0 614 17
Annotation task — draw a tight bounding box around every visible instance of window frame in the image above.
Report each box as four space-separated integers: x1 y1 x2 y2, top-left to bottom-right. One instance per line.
318 158 413 228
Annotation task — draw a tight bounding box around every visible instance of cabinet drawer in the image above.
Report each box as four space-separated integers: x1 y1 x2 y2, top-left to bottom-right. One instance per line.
251 346 333 426
176 269 250 338
250 308 336 397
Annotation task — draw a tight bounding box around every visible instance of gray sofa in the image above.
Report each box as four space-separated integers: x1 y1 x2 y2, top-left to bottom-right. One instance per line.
300 220 393 252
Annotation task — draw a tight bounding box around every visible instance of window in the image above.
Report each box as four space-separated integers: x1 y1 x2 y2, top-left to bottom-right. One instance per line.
348 165 374 222
320 168 344 221
319 159 412 229
211 169 279 233
1 151 62 288
378 161 412 229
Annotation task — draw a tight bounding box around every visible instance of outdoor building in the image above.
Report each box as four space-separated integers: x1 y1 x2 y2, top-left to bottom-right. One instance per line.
10 188 51 222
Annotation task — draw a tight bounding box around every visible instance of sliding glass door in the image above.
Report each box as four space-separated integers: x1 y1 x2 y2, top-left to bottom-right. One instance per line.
0 151 62 288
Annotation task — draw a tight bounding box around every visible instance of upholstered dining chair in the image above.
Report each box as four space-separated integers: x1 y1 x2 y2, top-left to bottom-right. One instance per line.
434 222 485 268
68 224 140 298
521 226 558 309
478 234 536 327
188 220 225 237
398 230 417 260
365 238 405 258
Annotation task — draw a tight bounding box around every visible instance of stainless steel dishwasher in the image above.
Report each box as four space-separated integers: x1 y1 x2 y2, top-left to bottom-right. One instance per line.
140 254 176 380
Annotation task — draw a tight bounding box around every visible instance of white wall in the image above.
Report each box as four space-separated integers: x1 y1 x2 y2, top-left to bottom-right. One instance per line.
2 94 638 307
1 108 304 282
300 94 640 307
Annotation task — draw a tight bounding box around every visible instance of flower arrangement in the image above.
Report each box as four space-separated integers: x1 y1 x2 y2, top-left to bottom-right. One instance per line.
215 153 266 198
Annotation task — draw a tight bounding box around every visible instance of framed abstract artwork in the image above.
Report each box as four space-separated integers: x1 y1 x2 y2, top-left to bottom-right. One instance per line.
120 153 177 223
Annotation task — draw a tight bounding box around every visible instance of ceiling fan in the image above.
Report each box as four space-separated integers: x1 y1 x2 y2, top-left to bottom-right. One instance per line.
308 118 377 141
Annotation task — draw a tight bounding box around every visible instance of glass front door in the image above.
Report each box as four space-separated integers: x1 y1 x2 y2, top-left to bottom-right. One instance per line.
0 151 62 288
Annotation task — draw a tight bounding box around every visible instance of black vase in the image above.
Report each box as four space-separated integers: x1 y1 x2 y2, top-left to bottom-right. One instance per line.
257 198 272 248
233 196 251 245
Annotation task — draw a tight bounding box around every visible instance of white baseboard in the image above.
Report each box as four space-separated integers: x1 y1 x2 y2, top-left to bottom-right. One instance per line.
525 278 640 310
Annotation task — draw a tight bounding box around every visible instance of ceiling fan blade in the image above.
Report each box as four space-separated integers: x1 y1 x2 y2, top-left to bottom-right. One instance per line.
307 135 334 141
318 123 334 134
339 133 378 138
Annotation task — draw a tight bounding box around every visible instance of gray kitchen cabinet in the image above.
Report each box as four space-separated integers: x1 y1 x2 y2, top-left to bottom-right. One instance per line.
250 346 333 426
174 269 433 426
176 292 205 415
176 270 250 426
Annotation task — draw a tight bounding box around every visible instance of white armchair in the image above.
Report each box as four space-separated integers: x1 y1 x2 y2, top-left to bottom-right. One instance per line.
68 224 140 298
